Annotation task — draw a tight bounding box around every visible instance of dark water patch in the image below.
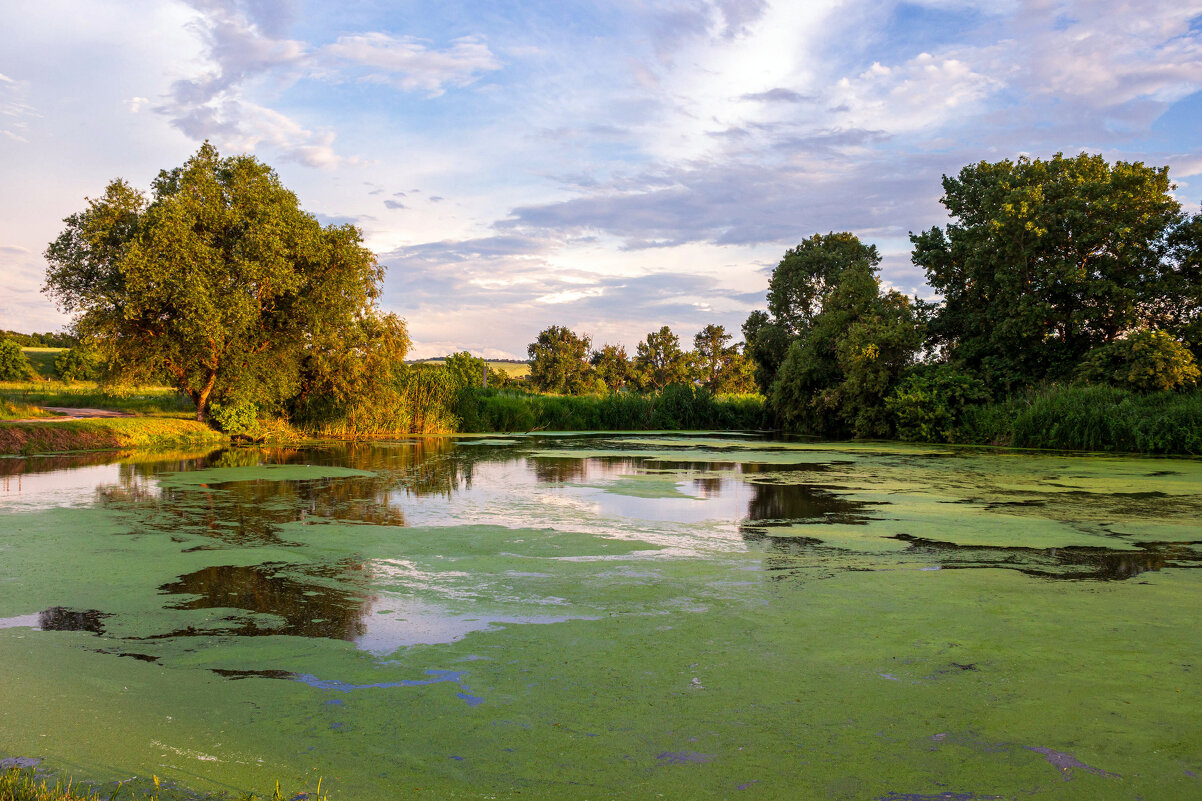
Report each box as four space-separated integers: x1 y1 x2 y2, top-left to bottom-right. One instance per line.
94 649 159 663
211 668 297 680
157 564 371 640
39 607 110 635
897 536 1201 581
656 750 714 765
0 757 44 770
744 481 880 525
1025 746 1120 780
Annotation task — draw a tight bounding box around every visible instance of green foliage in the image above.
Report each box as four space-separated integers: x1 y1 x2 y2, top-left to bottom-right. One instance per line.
887 364 991 443
43 142 382 423
912 152 1196 392
590 344 632 391
772 261 920 438
0 339 36 381
767 232 881 334
209 400 262 439
527 326 600 394
53 346 100 381
443 351 488 389
453 387 764 432
0 331 78 348
1077 329 1200 392
1008 385 1202 454
741 310 791 395
692 324 755 394
632 326 692 391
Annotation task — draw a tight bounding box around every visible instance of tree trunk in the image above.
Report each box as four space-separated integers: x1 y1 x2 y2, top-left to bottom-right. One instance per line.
195 372 218 423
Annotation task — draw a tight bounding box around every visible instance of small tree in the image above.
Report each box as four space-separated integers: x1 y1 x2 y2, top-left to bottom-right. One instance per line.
0 338 35 381
528 326 599 394
632 326 692 391
591 344 631 391
54 345 100 382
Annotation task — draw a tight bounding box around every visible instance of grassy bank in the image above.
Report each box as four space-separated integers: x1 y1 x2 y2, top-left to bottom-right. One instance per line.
0 417 225 455
930 385 1202 454
0 382 194 416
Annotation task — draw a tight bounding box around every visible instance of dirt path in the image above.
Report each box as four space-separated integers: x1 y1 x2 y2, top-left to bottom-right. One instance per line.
4 406 137 423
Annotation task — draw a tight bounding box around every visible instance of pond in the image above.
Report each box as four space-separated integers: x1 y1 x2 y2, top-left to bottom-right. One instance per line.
1 434 1200 800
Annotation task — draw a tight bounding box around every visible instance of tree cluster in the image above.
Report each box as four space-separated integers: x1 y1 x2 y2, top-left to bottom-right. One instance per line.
525 324 755 395
748 153 1202 440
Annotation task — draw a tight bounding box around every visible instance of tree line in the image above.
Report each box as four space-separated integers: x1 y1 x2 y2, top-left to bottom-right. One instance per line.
743 152 1201 443
30 144 1202 446
524 324 755 395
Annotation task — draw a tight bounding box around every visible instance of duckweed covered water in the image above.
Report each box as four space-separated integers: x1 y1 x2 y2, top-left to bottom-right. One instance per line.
1 435 1200 800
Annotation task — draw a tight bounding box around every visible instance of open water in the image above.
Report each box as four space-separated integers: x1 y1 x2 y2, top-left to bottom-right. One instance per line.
1 434 1200 799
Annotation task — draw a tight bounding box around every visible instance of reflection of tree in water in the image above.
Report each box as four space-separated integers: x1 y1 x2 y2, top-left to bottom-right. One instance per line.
743 480 877 526
526 456 647 485
38 606 110 634
157 561 373 641
900 537 1201 581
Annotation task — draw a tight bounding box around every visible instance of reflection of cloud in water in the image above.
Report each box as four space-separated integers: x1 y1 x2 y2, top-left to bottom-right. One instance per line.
355 596 596 654
0 464 157 510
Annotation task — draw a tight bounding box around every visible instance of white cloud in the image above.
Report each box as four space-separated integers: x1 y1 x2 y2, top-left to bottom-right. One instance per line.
321 33 501 96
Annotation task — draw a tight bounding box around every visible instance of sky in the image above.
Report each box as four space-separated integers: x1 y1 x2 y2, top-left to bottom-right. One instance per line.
2 0 1201 359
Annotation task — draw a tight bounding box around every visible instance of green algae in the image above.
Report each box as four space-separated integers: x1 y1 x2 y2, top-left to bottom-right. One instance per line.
2 437 1201 800
158 463 375 487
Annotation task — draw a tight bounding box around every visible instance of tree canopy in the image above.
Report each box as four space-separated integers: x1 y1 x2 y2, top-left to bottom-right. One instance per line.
44 143 385 422
632 326 692 391
912 152 1198 391
528 326 599 394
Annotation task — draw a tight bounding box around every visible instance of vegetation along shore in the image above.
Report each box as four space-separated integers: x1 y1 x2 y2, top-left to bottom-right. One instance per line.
3 147 1199 455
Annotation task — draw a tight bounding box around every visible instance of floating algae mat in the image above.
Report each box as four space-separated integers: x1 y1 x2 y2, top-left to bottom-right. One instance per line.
1 437 1201 799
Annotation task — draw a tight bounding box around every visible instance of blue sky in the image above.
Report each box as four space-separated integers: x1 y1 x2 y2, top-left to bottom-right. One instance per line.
3 0 1201 358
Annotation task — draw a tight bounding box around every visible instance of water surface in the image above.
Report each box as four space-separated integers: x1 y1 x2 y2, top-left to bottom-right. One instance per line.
1 435 1200 799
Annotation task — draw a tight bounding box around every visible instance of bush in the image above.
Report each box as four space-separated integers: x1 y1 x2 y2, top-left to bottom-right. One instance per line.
1078 329 1200 392
0 339 35 380
53 346 100 381
887 364 991 443
209 400 263 439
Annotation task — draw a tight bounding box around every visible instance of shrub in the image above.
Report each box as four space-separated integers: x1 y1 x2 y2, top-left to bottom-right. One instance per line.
1078 329 1200 392
0 339 35 380
209 400 263 439
887 364 991 443
53 346 100 381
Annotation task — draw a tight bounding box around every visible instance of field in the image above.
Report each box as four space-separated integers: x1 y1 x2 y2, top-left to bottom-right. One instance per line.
20 347 63 380
410 358 531 378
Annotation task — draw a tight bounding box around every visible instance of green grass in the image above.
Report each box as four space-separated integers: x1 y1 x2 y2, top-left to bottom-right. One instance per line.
19 348 65 380
412 358 531 378
0 382 194 416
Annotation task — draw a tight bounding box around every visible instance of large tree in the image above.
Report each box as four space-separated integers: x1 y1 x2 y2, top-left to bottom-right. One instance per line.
768 232 881 334
772 263 920 437
528 326 599 394
44 143 382 422
911 152 1198 391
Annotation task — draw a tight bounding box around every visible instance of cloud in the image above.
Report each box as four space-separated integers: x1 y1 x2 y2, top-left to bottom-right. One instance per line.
741 87 811 103
0 72 37 143
320 33 500 96
157 2 501 167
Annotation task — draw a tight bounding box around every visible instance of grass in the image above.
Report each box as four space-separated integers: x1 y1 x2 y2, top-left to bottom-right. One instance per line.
0 417 225 455
0 768 326 801
20 348 64 380
411 358 531 378
0 382 194 416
